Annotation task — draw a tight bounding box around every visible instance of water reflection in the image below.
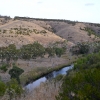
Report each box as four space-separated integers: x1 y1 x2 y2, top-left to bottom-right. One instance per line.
25 77 46 92
25 65 73 92
45 65 73 79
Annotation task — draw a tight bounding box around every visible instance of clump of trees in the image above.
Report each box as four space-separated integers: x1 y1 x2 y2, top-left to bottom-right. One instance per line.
71 42 89 55
20 42 45 60
45 41 66 58
0 42 66 62
0 42 67 72
71 41 100 55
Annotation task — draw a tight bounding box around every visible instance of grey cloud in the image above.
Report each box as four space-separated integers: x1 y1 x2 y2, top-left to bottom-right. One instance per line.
85 3 95 6
37 1 43 4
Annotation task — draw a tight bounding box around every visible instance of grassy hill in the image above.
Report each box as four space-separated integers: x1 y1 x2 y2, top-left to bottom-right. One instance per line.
0 18 64 48
35 20 100 43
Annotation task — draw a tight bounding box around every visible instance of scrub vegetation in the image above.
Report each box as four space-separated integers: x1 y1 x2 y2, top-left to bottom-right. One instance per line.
56 52 100 100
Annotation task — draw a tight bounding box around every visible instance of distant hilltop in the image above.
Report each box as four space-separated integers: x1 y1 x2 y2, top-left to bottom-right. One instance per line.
0 15 11 20
0 15 100 24
14 16 76 22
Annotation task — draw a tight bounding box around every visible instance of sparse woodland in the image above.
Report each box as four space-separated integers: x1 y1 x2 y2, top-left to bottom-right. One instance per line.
0 16 100 100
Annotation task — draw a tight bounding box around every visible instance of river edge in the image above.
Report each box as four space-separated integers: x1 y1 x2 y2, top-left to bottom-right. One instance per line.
20 58 77 87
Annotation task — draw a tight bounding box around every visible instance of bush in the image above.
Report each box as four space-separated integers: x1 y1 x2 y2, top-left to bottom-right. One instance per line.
9 64 24 84
7 79 23 98
54 48 65 57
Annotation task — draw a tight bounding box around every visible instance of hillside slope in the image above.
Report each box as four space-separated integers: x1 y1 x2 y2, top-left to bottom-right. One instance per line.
0 19 64 48
46 21 100 43
0 17 100 48
30 19 100 44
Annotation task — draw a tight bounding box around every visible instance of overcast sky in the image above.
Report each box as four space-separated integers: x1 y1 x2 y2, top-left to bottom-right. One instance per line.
0 0 100 23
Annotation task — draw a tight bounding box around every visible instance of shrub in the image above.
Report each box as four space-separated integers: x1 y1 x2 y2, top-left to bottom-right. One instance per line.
56 69 100 100
9 64 24 84
7 79 23 98
0 79 23 99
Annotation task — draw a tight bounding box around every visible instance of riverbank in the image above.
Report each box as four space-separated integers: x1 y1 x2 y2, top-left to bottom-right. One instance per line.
20 55 78 86
0 54 81 100
20 63 71 86
0 53 80 86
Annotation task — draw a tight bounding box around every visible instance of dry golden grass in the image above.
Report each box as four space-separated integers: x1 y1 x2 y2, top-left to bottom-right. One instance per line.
0 19 64 48
20 79 62 100
1 79 62 100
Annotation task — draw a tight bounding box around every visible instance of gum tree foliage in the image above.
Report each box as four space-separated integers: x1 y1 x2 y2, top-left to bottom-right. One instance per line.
54 47 66 57
20 42 45 60
45 42 66 58
0 42 66 63
30 42 45 58
5 44 18 64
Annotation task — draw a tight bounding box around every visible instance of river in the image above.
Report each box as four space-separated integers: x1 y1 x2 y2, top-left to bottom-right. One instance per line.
25 64 73 92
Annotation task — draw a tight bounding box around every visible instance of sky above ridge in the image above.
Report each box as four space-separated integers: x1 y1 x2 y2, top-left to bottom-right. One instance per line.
0 0 100 23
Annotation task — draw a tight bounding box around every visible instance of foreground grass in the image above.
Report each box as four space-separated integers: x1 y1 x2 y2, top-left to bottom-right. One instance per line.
20 75 64 100
1 75 64 100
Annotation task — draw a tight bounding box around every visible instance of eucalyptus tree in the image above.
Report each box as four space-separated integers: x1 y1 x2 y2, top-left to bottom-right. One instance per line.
20 44 32 60
19 42 45 63
45 46 55 58
54 47 65 57
5 44 17 66
31 42 45 59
